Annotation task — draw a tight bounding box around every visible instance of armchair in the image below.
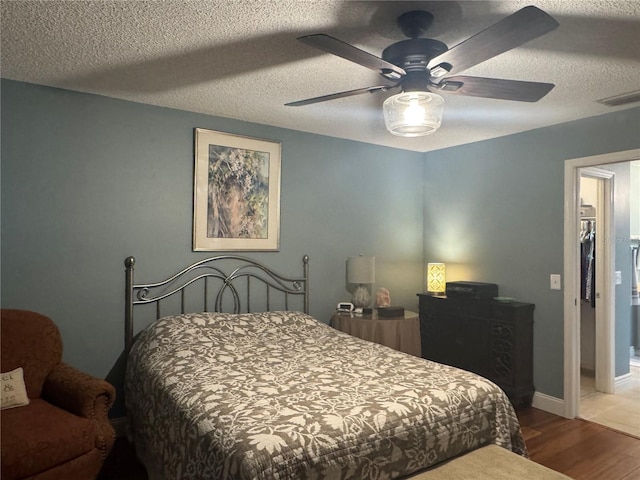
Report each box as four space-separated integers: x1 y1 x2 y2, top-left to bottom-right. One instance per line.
1 309 116 480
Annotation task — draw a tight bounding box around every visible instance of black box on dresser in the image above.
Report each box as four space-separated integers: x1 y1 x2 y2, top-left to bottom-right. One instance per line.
445 281 499 299
417 293 535 407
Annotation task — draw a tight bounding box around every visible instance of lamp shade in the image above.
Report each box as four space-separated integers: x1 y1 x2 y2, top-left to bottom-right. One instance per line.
347 256 375 284
383 91 444 137
427 263 446 294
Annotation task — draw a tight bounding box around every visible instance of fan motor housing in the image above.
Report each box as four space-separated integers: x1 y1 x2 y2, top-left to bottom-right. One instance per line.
382 38 448 73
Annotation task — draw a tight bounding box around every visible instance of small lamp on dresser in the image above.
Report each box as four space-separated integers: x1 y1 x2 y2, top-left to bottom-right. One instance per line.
427 262 446 295
347 255 375 308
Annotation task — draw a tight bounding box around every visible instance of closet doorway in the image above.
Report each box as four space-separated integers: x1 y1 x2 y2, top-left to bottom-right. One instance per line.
563 148 640 420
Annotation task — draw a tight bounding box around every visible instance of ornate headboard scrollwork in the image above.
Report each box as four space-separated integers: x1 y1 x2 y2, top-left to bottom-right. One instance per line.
124 255 309 354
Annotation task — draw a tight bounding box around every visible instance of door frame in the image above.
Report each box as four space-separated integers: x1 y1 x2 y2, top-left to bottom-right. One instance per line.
563 148 640 419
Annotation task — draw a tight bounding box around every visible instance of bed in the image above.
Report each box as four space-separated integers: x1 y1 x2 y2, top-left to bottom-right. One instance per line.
124 255 526 480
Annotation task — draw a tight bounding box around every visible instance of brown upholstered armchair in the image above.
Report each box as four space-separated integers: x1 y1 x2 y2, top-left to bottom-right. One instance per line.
1 309 116 480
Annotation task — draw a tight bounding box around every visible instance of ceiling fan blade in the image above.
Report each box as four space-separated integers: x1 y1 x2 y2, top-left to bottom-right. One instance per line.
286 85 396 107
298 34 406 79
428 6 559 80
434 76 555 102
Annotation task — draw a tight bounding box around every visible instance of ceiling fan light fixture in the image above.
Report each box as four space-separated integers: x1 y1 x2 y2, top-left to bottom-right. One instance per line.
383 91 444 137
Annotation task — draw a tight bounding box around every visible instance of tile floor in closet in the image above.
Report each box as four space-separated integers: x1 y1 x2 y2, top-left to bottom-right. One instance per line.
580 358 640 438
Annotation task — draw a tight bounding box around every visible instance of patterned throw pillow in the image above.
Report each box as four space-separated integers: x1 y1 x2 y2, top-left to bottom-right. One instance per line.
1 367 30 409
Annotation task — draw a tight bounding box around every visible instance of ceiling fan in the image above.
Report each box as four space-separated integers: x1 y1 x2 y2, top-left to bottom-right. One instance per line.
286 6 559 137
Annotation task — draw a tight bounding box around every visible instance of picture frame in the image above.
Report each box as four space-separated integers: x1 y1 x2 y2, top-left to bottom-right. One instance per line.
193 128 281 251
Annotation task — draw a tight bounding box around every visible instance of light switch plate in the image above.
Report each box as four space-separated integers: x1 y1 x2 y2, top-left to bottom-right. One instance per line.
615 271 622 285
550 274 562 290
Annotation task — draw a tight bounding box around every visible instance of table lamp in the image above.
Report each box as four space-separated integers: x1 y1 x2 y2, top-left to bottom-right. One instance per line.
347 255 375 308
427 262 446 295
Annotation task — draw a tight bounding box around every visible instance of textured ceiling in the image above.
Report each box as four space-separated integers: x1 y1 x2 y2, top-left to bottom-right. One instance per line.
2 1 639 152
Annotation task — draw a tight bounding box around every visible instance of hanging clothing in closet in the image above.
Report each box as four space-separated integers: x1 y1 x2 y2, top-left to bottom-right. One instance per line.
581 220 596 307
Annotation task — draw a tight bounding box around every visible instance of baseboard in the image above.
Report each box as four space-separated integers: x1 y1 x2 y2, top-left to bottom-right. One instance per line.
615 372 632 391
580 367 595 377
531 391 565 417
530 372 635 418
110 416 128 438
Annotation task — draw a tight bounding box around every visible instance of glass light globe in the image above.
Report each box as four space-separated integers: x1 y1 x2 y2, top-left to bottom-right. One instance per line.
383 91 444 137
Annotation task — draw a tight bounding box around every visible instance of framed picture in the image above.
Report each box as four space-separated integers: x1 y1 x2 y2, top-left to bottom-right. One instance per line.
193 128 281 251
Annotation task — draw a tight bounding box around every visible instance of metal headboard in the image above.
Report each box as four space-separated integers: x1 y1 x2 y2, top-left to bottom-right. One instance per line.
124 254 309 354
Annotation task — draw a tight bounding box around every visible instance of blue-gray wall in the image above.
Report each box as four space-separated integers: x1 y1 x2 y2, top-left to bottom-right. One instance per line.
1 80 424 415
2 79 639 413
423 107 640 398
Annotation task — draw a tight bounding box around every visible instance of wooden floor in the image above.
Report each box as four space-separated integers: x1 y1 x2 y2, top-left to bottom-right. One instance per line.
99 407 640 480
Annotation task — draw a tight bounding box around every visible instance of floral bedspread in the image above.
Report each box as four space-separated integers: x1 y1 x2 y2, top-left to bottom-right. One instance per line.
125 311 526 480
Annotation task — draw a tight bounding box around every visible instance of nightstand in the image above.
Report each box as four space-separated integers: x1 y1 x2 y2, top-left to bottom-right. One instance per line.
330 310 421 356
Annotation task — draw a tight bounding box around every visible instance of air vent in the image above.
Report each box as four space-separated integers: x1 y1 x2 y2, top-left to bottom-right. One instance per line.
596 90 640 107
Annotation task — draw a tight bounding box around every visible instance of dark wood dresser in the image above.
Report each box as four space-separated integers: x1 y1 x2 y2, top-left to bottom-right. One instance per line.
417 293 535 407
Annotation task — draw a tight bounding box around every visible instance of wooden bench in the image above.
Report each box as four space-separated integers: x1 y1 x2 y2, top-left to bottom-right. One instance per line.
409 445 572 479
